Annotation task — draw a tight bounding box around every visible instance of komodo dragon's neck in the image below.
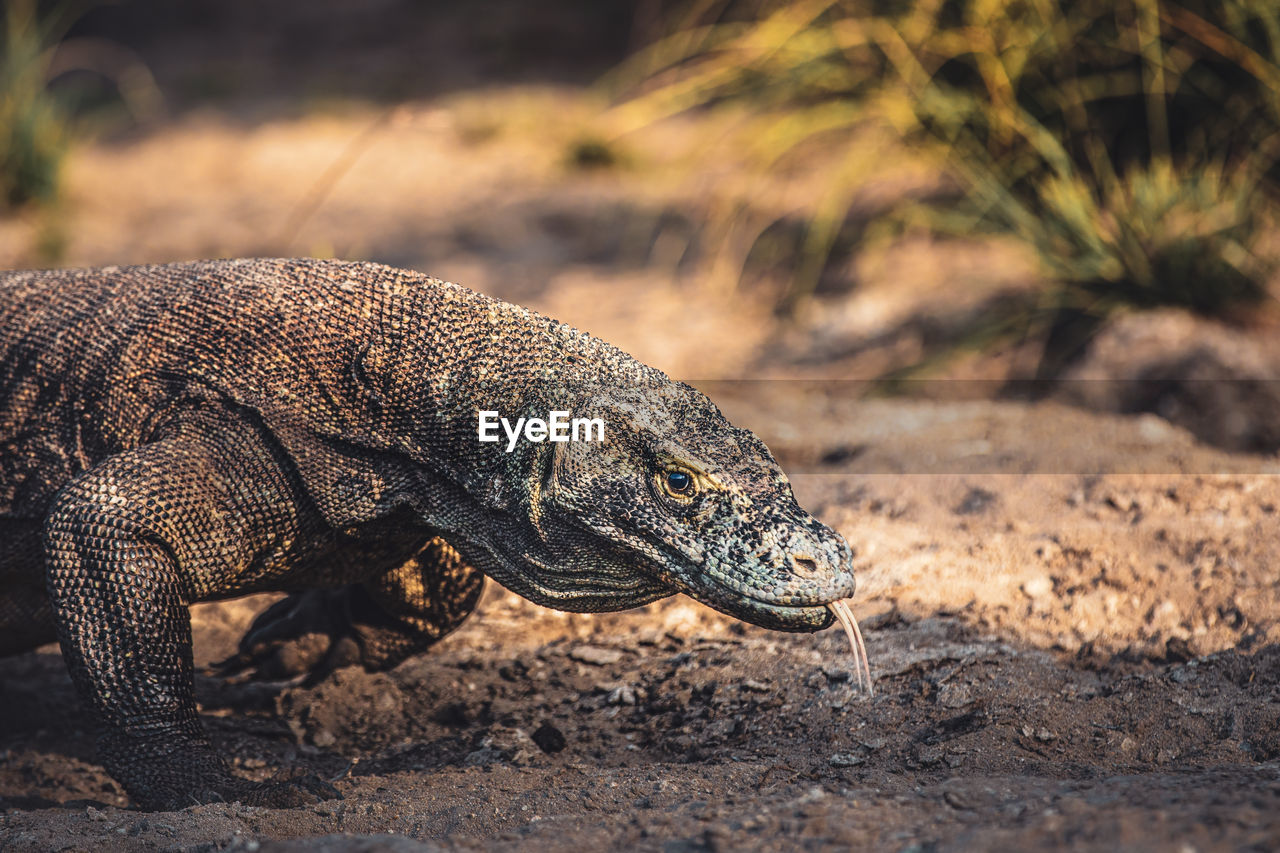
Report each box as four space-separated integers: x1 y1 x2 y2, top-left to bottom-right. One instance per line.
207 259 662 540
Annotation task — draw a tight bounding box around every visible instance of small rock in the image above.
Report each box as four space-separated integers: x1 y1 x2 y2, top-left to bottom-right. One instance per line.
798 785 826 804
463 747 502 766
829 752 865 767
636 629 663 646
531 722 567 754
742 679 771 693
938 684 972 709
468 726 539 766
705 718 737 738
1120 736 1138 754
1022 575 1054 599
606 685 637 706
570 645 623 666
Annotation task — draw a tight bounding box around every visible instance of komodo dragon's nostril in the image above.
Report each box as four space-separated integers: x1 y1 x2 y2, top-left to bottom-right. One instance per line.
791 555 820 575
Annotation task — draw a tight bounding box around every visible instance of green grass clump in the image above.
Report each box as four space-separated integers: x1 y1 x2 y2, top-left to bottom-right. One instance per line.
0 0 73 210
611 0 1280 374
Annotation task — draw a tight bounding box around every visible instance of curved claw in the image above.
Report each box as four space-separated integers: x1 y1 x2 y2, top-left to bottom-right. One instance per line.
242 773 343 809
241 594 322 650
213 591 350 682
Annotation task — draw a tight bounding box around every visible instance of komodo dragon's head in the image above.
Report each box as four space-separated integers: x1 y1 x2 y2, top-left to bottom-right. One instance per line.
489 379 856 632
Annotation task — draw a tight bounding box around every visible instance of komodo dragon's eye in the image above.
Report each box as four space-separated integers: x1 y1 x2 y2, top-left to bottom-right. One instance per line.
662 468 695 498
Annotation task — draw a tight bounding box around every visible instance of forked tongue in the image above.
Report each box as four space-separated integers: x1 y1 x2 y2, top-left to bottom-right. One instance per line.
828 599 873 697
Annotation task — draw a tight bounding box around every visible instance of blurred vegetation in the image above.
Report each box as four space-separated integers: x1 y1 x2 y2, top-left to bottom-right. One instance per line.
1 0 162 263
0 0 73 210
610 0 1280 376
565 134 626 170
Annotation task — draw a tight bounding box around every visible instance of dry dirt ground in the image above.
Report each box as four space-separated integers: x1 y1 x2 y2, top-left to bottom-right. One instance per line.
3 83 1280 851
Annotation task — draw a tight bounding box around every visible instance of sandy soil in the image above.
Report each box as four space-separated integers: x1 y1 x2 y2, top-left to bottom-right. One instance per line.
3 71 1280 851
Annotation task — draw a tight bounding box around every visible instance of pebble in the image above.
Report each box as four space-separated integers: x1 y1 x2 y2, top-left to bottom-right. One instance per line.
1022 575 1054 599
636 629 664 646
1019 725 1055 741
532 722 567 753
939 684 973 709
829 752 865 767
467 726 539 766
606 685 638 706
569 645 623 666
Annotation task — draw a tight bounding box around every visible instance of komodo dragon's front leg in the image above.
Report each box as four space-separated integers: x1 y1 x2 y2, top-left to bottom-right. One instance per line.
41 425 341 810
222 537 485 682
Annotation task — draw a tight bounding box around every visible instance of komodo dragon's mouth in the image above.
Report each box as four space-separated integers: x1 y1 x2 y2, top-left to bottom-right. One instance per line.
643 542 853 633
684 588 838 633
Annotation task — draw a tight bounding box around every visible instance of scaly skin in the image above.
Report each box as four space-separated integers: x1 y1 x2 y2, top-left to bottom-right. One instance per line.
0 258 855 810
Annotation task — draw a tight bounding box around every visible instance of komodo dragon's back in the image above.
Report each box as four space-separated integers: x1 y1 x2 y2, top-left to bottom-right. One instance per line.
0 258 484 516
0 260 340 515
0 258 858 811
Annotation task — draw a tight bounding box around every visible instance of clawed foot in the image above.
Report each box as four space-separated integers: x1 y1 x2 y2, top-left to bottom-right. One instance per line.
214 590 364 684
103 736 343 811
238 771 343 809
159 771 341 811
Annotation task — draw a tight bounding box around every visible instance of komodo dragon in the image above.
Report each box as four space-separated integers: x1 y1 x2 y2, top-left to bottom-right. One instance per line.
0 257 856 810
